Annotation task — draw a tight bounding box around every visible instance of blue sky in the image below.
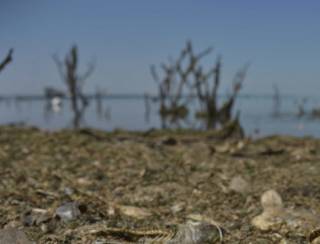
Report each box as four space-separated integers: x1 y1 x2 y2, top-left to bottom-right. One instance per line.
0 0 319 96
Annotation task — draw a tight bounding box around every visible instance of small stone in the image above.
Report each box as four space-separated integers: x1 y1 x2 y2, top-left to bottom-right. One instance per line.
63 187 74 196
261 189 283 212
171 202 185 214
229 176 250 194
117 205 152 219
40 220 56 234
107 205 116 216
40 224 48 233
55 202 81 221
76 177 92 186
0 228 32 244
92 160 102 167
252 189 284 231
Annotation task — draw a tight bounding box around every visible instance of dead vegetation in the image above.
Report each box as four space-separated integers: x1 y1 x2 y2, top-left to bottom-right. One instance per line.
53 45 95 128
150 42 198 123
192 50 247 131
151 41 247 134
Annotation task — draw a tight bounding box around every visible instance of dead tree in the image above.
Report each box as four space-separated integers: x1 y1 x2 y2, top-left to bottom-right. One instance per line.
152 41 248 132
53 45 94 128
217 64 248 124
151 41 212 123
0 49 13 74
194 52 248 130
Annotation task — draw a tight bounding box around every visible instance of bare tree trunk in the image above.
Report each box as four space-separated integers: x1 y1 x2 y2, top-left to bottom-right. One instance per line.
53 45 94 128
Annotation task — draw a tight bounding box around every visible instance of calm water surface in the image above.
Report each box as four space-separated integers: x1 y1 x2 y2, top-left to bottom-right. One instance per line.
1 96 320 137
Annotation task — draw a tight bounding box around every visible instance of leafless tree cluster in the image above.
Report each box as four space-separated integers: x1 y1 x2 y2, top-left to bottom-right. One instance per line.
151 41 248 131
53 45 95 128
150 41 208 120
0 49 13 74
194 51 248 130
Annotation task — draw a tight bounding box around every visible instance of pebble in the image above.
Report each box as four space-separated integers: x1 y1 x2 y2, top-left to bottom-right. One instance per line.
117 205 152 219
260 189 283 211
229 176 250 194
55 202 81 221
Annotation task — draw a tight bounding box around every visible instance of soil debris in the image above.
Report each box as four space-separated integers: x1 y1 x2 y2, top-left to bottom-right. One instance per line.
0 126 320 243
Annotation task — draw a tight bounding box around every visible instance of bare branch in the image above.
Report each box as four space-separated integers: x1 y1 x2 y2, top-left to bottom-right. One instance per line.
212 55 222 99
196 46 213 60
232 62 250 95
52 54 66 82
53 45 95 128
79 61 95 84
150 65 160 84
0 48 13 73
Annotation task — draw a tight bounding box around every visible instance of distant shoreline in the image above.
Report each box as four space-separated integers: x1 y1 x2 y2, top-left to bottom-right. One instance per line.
0 93 316 101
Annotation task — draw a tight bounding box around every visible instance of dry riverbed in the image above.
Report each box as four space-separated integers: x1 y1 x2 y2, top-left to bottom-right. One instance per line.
0 126 320 243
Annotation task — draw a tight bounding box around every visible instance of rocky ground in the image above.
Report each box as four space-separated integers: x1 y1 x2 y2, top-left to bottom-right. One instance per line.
0 126 320 243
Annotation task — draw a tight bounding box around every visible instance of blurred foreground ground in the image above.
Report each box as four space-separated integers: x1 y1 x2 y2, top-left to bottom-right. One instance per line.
0 126 320 243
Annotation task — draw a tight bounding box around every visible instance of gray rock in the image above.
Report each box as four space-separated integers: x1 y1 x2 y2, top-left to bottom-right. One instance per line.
55 201 81 221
